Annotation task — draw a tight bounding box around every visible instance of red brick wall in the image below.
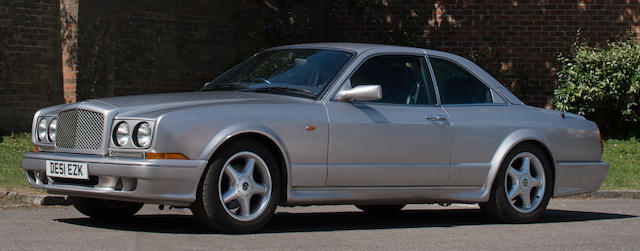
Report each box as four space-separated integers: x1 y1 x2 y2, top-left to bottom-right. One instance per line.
67 1 640 108
325 0 640 107
0 0 63 134
74 0 263 101
61 0 77 103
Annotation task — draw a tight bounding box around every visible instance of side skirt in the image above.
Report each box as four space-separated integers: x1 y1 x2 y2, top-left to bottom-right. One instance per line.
285 186 487 206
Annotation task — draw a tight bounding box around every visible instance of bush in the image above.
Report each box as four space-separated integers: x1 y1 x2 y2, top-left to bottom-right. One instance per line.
553 37 640 138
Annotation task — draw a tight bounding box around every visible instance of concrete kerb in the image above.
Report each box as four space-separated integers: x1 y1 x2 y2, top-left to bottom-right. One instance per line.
0 190 639 206
565 190 640 200
0 189 71 206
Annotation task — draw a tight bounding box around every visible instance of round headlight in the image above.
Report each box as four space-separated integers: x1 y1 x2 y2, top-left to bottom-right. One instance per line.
47 118 57 142
113 122 129 146
37 118 47 142
133 122 152 147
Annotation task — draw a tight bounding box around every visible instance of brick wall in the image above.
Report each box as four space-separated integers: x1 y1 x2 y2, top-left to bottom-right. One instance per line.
69 0 639 107
61 0 77 103
75 0 263 100
0 0 62 134
6 1 636 133
325 0 640 107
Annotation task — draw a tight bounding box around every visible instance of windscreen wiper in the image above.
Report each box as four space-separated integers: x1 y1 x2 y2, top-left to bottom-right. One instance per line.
246 86 316 98
199 83 247 91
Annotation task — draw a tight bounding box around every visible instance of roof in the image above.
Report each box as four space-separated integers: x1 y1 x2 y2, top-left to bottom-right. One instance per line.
274 42 426 54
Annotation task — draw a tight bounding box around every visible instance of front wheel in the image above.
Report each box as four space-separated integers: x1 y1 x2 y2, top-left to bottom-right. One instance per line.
479 143 553 223
192 139 281 233
70 197 143 220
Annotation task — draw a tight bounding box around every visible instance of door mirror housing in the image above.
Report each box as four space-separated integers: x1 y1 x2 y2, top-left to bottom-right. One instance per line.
335 85 382 102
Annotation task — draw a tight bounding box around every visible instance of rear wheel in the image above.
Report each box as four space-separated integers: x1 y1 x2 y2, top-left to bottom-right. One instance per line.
192 139 281 233
479 143 553 223
356 204 406 215
70 197 143 219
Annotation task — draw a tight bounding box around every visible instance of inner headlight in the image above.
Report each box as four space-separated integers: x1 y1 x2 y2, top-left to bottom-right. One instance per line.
48 118 57 142
113 122 129 146
133 122 152 147
37 118 47 142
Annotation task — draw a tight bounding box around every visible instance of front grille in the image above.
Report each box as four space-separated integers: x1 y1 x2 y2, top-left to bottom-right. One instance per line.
56 109 105 150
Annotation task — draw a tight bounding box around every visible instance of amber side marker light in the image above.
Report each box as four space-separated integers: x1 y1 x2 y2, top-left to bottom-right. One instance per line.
145 153 189 160
33 145 39 153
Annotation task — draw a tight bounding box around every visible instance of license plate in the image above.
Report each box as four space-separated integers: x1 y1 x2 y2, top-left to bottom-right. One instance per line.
45 160 89 180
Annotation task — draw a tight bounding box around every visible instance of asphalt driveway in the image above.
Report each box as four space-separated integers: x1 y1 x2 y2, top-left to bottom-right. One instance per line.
1 199 638 250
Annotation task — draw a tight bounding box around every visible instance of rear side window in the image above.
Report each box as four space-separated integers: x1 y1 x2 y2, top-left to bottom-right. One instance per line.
429 57 492 104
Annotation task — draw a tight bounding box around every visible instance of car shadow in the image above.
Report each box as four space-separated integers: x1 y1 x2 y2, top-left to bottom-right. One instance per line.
54 208 636 235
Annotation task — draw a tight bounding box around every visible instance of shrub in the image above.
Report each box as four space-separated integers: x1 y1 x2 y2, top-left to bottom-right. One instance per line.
553 36 640 138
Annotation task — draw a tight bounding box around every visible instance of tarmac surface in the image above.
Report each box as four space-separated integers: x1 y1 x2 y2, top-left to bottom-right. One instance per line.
1 199 639 250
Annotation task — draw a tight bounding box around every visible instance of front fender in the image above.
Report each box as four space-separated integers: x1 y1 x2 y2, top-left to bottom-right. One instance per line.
198 124 293 203
198 124 291 165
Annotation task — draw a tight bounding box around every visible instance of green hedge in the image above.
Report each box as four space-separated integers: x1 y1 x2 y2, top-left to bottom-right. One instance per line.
553 37 640 138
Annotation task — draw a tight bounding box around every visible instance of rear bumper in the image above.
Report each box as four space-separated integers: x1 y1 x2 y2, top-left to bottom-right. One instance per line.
554 161 609 197
22 152 207 207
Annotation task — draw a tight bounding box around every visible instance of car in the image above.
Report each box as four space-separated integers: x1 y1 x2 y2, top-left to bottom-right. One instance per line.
23 43 608 233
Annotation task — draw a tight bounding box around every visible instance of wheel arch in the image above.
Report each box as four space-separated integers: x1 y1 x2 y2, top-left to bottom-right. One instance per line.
198 127 291 205
481 130 556 201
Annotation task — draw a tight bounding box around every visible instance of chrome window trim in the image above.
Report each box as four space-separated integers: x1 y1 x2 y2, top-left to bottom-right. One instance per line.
442 103 509 107
491 89 506 103
426 55 512 105
328 52 436 105
349 100 443 108
422 52 443 105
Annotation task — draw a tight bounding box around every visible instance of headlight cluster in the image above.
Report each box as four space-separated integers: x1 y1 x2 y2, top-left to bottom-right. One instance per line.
112 121 153 148
36 117 58 143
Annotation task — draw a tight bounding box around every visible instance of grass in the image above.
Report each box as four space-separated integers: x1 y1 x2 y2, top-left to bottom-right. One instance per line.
0 133 32 190
601 139 640 190
0 133 638 191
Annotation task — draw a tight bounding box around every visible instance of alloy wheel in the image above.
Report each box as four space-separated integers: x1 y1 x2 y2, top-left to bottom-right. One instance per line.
218 151 272 221
504 152 546 213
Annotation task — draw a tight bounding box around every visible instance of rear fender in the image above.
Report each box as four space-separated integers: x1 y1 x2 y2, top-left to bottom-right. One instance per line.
479 129 555 201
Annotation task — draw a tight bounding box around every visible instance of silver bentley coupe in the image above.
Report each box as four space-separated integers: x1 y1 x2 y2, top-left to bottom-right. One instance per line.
23 43 608 233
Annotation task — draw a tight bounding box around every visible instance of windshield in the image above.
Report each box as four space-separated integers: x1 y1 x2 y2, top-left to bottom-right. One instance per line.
201 49 353 98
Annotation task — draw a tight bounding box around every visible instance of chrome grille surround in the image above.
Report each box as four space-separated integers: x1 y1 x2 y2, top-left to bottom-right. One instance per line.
56 109 105 150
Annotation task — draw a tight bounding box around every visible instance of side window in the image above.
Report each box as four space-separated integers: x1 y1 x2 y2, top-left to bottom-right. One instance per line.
429 57 492 104
350 55 437 105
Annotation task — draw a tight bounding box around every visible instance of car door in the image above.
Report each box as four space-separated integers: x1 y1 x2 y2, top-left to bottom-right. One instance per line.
428 56 512 186
325 54 452 187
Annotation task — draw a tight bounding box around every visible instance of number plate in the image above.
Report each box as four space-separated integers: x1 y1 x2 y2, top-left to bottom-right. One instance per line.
45 160 89 180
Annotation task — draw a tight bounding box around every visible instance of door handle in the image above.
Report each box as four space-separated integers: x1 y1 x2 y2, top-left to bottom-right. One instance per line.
425 114 447 121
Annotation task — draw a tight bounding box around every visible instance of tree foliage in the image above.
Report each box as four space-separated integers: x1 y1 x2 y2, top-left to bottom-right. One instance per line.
553 35 640 138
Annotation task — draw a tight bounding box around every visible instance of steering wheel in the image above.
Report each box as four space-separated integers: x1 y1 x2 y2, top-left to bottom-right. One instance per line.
251 77 272 85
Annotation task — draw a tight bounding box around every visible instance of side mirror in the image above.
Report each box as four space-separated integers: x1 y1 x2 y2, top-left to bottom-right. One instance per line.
335 85 382 102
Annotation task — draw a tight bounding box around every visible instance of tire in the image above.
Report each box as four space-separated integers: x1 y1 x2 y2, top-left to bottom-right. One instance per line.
70 197 143 220
479 143 553 223
191 139 281 233
356 204 406 215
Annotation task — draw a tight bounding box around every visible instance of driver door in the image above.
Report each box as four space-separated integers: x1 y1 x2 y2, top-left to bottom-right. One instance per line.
325 54 452 187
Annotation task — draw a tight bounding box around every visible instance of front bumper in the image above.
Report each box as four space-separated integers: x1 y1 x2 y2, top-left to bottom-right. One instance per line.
22 152 208 207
